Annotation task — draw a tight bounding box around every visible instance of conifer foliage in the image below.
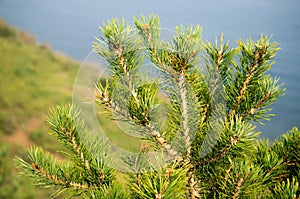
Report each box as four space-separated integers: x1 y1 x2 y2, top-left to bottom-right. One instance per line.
16 15 299 198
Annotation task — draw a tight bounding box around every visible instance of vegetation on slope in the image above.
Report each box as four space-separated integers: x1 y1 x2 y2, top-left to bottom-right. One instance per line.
0 19 78 198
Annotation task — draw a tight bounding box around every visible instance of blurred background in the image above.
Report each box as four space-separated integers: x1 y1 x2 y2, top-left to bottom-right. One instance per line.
0 0 299 198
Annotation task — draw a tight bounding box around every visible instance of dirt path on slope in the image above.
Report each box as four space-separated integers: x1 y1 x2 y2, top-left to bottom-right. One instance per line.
1 117 41 148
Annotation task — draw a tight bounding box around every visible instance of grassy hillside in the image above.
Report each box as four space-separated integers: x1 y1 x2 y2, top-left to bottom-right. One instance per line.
0 19 78 198
0 19 77 136
0 19 142 198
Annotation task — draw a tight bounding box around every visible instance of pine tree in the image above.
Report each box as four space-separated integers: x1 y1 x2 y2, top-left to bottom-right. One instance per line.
15 14 300 198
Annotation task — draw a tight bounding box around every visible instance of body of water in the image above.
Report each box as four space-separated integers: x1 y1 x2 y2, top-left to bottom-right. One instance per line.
1 0 299 140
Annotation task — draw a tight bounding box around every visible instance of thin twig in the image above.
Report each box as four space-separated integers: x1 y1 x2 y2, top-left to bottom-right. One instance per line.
241 92 271 117
146 124 180 159
201 50 222 125
232 176 244 199
64 130 91 172
188 166 200 199
231 48 265 117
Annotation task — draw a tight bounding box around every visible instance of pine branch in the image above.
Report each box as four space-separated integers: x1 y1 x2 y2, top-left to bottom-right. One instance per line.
177 73 192 159
94 17 181 159
30 162 92 189
197 136 239 165
196 116 259 168
47 105 115 189
136 15 203 160
240 91 271 117
201 34 235 124
228 36 282 120
200 58 220 125
129 160 190 199
188 167 200 199
146 124 181 159
135 15 176 77
95 83 181 159
236 47 264 109
15 146 100 198
232 175 245 199
16 157 68 187
136 16 203 198
70 131 90 171
176 75 199 199
47 105 92 173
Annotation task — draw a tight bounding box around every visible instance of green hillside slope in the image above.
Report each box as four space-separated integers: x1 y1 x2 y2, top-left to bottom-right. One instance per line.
0 19 78 198
0 19 77 137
